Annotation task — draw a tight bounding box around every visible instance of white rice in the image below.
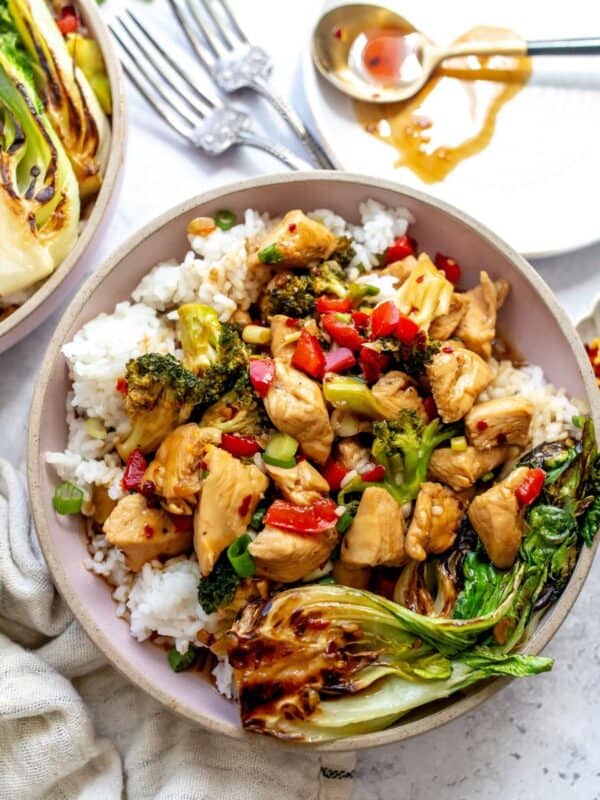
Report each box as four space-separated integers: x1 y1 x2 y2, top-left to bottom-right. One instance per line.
479 359 586 448
44 200 587 701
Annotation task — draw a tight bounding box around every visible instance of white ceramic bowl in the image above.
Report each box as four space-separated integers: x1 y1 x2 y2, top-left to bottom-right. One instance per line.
28 173 600 751
0 0 126 354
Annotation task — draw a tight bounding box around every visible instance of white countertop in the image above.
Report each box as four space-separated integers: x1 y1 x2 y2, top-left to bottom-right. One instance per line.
1 1 599 796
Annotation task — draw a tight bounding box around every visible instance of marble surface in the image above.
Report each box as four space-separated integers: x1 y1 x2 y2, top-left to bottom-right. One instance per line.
1 1 599 797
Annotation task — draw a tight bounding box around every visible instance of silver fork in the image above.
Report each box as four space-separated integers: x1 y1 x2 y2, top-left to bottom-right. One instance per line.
167 0 335 169
109 10 311 171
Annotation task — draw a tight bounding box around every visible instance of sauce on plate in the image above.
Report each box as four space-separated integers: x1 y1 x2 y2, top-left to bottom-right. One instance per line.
354 26 532 183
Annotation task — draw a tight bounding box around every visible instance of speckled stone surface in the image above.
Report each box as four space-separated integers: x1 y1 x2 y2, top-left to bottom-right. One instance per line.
1 1 599 797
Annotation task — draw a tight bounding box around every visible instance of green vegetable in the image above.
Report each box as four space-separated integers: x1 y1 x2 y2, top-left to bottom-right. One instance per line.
227 534 256 578
201 372 270 437
167 646 197 672
323 375 386 419
229 583 550 741
8 0 110 196
215 209 236 231
374 336 440 379
263 433 298 468
580 455 600 546
117 353 204 459
250 506 267 531
52 481 84 515
0 2 80 296
316 575 336 585
258 243 284 264
198 324 250 408
312 261 348 299
197 551 239 614
177 303 222 374
336 510 354 534
265 263 348 318
347 283 380 302
65 32 111 114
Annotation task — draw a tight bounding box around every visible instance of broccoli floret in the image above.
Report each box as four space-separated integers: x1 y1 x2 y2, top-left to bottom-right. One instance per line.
331 236 356 268
199 323 249 407
197 552 239 614
374 332 440 378
371 410 458 505
117 353 205 460
312 260 347 298
200 372 270 436
266 272 316 317
177 303 221 374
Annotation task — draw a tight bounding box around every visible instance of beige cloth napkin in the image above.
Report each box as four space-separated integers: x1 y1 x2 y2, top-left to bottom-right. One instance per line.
0 460 355 799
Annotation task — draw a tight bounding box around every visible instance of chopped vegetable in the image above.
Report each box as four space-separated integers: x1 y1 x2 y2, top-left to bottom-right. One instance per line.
52 481 84 514
215 209 237 231
322 458 349 492
258 243 284 264
242 324 271 345
249 357 276 398
359 346 390 383
395 316 420 345
201 372 270 437
291 329 326 380
384 235 414 264
121 448 148 491
227 534 256 577
323 375 386 419
315 296 352 314
167 646 197 673
263 432 299 468
177 304 221 374
264 498 338 534
371 300 400 339
450 436 468 452
516 468 546 506
395 255 453 330
321 314 364 351
221 433 261 458
324 347 356 375
359 463 385 482
56 5 78 35
435 252 461 284
197 551 239 614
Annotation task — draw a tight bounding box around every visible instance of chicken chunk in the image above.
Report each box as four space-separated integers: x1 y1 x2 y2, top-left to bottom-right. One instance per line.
264 360 333 464
465 396 534 449
332 560 372 590
426 345 494 423
270 315 319 363
456 271 509 358
143 424 222 515
194 445 269 575
252 210 336 269
379 254 418 284
103 493 192 571
428 445 514 491
337 437 371 470
264 460 329 505
341 487 407 567
371 370 427 420
429 293 470 340
468 467 529 568
249 525 337 583
405 482 463 561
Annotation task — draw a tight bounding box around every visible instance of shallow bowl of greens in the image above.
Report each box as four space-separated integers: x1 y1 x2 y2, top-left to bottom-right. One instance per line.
28 173 600 750
0 0 125 354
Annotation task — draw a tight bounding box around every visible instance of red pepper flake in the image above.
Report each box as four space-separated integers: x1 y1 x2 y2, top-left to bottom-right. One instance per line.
171 515 193 533
416 275 424 284
116 377 128 395
288 223 297 232
140 480 156 497
143 524 154 539
305 618 330 631
476 420 488 431
285 318 299 328
442 346 454 354
238 494 252 517
333 26 343 39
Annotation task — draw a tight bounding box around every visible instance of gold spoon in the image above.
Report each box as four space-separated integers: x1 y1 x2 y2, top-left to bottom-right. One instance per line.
312 3 600 103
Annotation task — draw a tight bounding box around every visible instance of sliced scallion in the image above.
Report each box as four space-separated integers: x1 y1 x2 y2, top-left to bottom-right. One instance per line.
227 534 256 578
215 209 237 231
52 482 84 515
258 243 283 264
336 510 354 533
167 646 197 673
263 433 299 469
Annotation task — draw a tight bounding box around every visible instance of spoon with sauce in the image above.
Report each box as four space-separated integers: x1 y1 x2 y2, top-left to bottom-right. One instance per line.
312 3 600 103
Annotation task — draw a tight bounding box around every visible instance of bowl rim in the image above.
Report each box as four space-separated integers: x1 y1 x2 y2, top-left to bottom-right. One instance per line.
0 0 127 345
27 171 600 752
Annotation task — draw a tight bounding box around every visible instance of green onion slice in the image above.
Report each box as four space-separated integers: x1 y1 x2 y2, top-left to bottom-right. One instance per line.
215 209 237 231
316 575 336 585
167 646 197 673
227 534 256 578
258 243 283 264
336 510 354 533
52 482 84 515
250 506 266 531
263 433 298 469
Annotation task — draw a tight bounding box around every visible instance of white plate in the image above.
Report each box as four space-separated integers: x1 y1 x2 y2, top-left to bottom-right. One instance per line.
304 0 600 258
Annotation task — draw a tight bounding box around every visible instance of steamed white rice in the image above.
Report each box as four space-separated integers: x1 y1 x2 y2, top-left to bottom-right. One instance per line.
45 200 587 699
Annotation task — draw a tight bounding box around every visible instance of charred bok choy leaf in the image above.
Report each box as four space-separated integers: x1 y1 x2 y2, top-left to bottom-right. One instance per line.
0 2 79 296
228 583 550 741
8 0 111 198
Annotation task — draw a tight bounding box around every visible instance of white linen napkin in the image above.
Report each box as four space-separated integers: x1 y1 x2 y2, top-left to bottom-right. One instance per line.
0 459 355 799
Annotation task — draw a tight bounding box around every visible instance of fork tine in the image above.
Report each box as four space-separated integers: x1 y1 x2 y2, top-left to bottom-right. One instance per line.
183 0 228 59
167 0 217 67
215 0 248 44
111 19 203 130
124 10 217 112
194 0 237 50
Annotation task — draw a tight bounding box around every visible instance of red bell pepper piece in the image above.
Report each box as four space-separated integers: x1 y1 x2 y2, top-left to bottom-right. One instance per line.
170 514 194 533
122 448 148 492
435 252 461 284
321 314 364 351
371 300 400 339
57 6 78 34
264 498 339 534
249 358 275 397
359 346 390 383
423 396 438 421
359 463 385 482
322 458 349 492
516 468 546 506
384 235 414 265
351 311 370 330
395 315 420 345
324 347 356 375
221 433 261 458
315 295 352 314
115 377 128 395
291 329 326 379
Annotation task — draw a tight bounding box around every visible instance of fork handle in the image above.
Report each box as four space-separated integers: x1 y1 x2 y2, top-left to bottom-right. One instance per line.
250 77 335 169
237 130 313 170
